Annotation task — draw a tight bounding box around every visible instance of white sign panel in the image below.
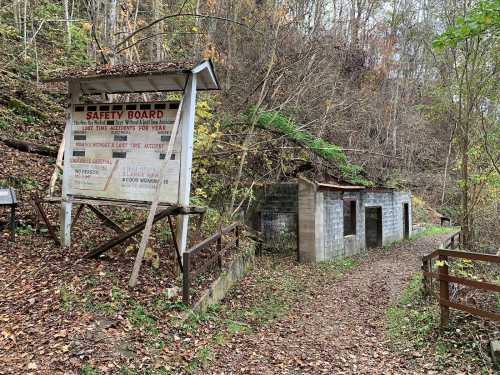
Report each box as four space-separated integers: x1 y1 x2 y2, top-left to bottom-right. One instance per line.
66 102 182 203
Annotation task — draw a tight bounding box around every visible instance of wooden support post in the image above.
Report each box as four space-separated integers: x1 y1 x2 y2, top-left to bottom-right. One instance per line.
167 215 183 273
129 97 184 288
182 251 190 305
422 257 430 297
60 81 80 248
439 254 450 329
48 139 65 197
235 225 240 249
71 204 85 229
34 199 60 246
217 233 222 270
176 73 198 259
10 204 15 242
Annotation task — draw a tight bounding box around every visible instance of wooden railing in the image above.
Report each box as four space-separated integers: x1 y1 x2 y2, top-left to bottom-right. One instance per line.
422 235 500 328
439 230 462 250
182 222 240 305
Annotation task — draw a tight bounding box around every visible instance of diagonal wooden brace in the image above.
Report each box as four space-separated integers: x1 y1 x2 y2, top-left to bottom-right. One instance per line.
33 198 60 246
167 215 183 273
83 206 204 260
86 204 127 235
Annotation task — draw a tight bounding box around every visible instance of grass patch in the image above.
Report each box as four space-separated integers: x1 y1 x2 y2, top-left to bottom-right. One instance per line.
316 256 360 276
81 364 98 375
176 307 219 334
411 225 458 240
127 303 159 335
386 274 439 348
186 347 214 373
386 272 497 372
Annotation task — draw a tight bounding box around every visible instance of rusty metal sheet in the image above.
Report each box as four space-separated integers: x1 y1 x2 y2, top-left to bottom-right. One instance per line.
0 188 16 206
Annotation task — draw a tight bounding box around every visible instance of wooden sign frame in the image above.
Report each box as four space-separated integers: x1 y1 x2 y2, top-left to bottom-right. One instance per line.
53 60 219 261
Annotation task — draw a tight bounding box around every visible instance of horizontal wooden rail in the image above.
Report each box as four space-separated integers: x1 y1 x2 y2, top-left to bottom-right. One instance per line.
423 271 500 293
439 250 500 263
185 222 239 256
440 299 500 321
424 249 500 263
421 233 500 328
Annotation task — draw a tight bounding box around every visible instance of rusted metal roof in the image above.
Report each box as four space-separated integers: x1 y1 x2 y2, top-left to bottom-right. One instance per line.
316 181 366 191
46 61 194 81
44 59 220 93
298 175 366 191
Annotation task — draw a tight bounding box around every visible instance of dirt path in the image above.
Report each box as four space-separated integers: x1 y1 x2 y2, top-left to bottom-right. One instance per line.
206 235 448 375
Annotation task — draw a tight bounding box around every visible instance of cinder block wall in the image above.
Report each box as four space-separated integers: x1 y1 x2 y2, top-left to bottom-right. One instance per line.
323 191 343 260
298 180 316 262
246 183 298 248
251 181 413 262
360 191 412 246
321 191 365 258
298 184 413 263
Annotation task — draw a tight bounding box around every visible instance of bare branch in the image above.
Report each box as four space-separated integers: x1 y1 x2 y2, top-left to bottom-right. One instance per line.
115 13 263 50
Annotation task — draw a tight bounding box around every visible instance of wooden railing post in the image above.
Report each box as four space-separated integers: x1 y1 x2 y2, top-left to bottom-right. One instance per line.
422 257 430 296
439 254 450 328
182 252 190 305
235 225 240 249
217 232 222 270
10 204 16 242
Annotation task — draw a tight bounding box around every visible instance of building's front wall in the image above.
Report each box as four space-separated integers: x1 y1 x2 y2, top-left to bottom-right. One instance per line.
322 191 366 259
361 191 412 247
245 183 298 250
248 182 413 263
298 181 412 262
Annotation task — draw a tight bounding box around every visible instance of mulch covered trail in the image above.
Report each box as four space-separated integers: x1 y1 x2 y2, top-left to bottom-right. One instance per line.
208 235 448 375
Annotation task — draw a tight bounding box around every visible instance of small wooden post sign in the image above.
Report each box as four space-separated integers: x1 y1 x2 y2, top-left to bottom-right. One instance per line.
0 188 17 241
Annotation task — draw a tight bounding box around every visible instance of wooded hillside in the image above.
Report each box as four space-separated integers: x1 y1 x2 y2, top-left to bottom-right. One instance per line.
0 0 498 246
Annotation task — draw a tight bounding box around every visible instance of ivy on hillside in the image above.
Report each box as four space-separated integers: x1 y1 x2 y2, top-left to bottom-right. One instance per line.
252 110 373 186
433 0 500 48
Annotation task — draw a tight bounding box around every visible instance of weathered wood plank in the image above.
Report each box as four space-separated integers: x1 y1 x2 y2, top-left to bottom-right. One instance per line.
0 137 57 157
440 299 500 321
423 271 500 293
84 206 202 259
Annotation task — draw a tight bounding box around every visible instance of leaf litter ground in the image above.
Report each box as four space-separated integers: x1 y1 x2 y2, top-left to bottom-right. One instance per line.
0 141 497 374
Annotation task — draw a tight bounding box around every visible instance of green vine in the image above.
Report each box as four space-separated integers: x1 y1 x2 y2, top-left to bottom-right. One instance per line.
252 110 373 186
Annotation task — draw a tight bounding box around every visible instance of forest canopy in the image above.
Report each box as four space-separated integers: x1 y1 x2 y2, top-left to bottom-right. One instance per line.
0 0 498 247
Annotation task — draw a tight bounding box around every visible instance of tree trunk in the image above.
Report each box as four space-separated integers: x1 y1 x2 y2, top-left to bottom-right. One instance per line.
23 0 27 60
64 0 71 47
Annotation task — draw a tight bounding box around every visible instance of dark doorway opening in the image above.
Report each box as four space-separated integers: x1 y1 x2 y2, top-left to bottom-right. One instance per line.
403 203 410 239
365 207 382 248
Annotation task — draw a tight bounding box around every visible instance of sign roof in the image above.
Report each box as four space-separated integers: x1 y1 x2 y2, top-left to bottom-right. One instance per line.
45 59 220 93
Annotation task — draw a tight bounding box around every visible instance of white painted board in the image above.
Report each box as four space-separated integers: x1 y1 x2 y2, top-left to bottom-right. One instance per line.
67 102 182 203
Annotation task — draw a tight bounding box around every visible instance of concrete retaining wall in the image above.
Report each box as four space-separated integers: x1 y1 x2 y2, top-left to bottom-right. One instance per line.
193 246 255 312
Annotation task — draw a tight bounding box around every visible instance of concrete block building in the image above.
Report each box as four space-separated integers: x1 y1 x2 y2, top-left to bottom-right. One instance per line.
247 177 412 262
